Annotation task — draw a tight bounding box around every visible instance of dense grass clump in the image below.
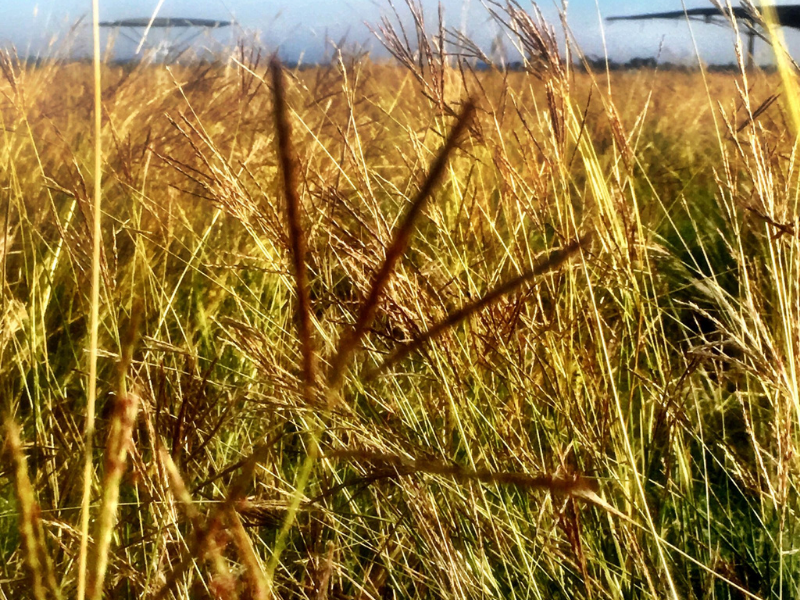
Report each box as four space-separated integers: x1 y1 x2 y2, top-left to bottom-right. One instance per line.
2 3 800 599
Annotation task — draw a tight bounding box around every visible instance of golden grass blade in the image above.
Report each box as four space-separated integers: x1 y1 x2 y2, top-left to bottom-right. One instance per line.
159 446 202 523
365 234 591 379
761 0 800 136
270 58 317 403
77 1 104 598
3 419 62 600
264 437 319 590
327 99 476 392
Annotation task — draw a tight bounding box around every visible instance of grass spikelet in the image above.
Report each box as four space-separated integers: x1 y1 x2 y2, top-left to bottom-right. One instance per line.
326 449 598 496
327 99 476 392
271 58 317 402
3 419 61 600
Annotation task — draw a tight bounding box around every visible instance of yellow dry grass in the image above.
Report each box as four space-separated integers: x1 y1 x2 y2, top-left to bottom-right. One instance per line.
1 10 799 598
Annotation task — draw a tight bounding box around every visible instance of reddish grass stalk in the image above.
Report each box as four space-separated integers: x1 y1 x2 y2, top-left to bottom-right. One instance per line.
366 234 592 379
327 99 476 393
270 58 317 402
326 449 598 496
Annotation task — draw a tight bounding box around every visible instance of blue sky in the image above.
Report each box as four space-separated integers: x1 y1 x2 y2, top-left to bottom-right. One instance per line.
2 0 800 64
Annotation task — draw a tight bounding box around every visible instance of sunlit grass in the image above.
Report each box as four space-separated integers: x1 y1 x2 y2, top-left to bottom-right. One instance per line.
1 2 800 598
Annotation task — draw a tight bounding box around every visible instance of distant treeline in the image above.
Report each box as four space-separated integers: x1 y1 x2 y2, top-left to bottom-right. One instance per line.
576 57 776 72
16 53 775 73
474 58 776 73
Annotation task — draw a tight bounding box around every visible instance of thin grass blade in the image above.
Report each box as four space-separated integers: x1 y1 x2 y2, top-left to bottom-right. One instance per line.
77 1 105 598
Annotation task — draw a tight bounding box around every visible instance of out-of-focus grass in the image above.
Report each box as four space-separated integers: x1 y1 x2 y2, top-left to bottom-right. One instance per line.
1 3 799 598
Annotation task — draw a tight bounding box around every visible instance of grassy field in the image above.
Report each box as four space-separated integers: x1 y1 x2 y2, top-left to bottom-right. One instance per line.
2 4 800 599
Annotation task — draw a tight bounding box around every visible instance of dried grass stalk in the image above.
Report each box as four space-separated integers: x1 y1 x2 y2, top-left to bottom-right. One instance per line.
327 449 598 496
367 234 591 378
327 99 476 392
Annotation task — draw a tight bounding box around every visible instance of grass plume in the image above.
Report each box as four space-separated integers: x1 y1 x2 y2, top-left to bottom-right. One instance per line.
327 99 476 393
271 58 318 402
366 234 591 379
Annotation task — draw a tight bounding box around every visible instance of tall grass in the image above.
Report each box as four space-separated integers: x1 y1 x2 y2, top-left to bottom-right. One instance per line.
1 1 799 598
77 1 105 598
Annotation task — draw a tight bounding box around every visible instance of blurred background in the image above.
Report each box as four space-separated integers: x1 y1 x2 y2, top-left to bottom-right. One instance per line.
2 0 800 66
